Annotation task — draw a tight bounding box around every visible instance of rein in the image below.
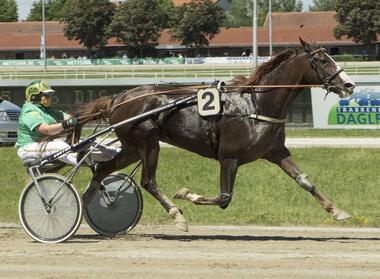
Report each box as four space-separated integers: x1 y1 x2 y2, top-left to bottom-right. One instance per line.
226 84 322 88
76 86 205 124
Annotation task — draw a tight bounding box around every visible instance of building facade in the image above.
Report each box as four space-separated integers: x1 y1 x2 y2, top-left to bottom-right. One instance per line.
0 11 378 60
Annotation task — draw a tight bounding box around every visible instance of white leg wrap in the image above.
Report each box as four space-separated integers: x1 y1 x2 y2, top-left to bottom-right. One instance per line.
296 173 314 192
187 193 203 202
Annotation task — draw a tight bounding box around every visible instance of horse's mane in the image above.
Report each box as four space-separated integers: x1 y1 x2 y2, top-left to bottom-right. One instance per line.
243 49 295 86
228 75 248 85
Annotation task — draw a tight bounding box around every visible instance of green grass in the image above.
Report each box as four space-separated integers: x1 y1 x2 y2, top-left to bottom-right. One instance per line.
80 128 380 139
285 128 380 137
2 146 379 227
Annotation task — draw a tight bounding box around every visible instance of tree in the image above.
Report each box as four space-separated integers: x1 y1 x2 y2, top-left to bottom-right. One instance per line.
309 0 337 11
171 0 225 51
157 0 176 28
0 0 18 22
258 0 303 26
107 0 167 57
334 0 380 45
225 0 252 27
224 0 303 27
27 0 73 21
28 0 47 21
63 0 115 51
272 0 303 11
27 1 42 21
49 0 74 20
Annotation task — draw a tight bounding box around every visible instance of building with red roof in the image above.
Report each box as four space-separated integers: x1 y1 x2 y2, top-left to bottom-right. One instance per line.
0 11 378 59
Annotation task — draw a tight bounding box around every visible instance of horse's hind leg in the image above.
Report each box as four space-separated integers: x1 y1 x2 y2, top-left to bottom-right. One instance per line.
139 128 188 232
265 147 351 221
174 158 239 209
82 146 139 208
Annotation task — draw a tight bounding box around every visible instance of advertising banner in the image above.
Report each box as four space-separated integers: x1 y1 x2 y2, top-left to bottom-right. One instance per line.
0 57 271 66
0 58 185 66
185 56 270 65
311 86 380 129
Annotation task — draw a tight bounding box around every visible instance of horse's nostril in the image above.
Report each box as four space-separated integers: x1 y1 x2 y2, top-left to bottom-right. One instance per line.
344 83 354 88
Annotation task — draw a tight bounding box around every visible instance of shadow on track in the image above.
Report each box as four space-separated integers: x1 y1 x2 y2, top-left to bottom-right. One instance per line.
72 233 380 243
138 234 380 242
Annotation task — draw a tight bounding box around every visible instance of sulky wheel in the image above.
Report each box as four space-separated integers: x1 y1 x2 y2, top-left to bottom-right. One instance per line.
84 172 143 236
19 174 83 243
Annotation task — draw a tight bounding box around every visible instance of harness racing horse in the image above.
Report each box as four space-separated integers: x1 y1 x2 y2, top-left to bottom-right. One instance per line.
75 39 355 231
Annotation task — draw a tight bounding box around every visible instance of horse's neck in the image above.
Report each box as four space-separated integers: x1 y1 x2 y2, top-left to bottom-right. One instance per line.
256 54 307 118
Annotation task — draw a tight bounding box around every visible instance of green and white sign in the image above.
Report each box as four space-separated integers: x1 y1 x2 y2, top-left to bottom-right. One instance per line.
312 86 380 129
0 57 185 67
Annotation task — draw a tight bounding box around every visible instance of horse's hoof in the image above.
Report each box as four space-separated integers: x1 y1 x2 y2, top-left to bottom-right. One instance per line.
169 207 189 232
334 210 351 221
173 188 190 200
175 220 189 232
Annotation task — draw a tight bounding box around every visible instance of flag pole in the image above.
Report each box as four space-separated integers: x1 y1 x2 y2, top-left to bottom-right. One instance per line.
269 0 272 57
252 0 258 68
42 0 47 72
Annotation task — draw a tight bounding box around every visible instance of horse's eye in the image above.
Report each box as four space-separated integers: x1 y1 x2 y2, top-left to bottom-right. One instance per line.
320 58 328 64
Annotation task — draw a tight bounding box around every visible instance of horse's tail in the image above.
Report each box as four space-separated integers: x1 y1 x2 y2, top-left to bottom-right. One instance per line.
66 95 114 144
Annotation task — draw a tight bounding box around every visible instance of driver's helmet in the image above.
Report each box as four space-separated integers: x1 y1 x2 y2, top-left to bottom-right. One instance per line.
25 80 55 102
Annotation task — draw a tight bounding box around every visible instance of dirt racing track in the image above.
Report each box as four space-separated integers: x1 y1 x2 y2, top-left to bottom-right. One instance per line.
1 224 380 279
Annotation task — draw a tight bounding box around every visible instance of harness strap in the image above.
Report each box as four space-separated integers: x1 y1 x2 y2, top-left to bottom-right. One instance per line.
208 81 222 158
208 116 220 159
248 114 287 124
250 86 260 117
326 68 343 83
309 48 326 56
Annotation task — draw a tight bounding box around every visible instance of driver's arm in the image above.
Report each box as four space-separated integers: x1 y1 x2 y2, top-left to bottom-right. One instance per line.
35 117 78 136
24 108 77 136
36 122 65 136
36 118 77 136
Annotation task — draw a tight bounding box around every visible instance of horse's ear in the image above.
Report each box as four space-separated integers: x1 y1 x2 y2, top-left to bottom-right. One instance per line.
299 37 312 52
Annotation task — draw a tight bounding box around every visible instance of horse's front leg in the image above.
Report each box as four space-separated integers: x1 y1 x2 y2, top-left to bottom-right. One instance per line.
266 147 351 221
174 158 238 209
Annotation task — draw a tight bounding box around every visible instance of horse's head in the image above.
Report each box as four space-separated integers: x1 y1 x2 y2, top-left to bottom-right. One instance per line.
300 38 355 98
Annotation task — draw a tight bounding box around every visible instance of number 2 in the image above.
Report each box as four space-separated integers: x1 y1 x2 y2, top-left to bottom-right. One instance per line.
202 92 215 111
197 88 220 116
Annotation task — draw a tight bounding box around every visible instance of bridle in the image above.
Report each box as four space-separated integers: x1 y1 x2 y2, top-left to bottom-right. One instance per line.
307 48 343 93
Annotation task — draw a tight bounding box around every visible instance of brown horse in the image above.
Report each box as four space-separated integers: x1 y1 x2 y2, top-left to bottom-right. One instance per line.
75 39 355 231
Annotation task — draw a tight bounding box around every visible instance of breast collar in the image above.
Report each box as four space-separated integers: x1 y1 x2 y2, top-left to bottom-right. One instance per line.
215 83 287 124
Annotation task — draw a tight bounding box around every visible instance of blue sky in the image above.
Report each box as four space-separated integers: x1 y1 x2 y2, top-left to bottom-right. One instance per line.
16 0 315 21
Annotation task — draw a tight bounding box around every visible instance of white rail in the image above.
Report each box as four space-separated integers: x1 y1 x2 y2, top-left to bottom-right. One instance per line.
0 63 379 80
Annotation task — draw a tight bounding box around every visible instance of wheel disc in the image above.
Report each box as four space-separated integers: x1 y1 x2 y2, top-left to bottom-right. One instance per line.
85 173 143 236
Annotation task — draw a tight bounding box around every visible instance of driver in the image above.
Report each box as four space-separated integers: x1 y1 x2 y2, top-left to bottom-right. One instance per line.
16 80 78 165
